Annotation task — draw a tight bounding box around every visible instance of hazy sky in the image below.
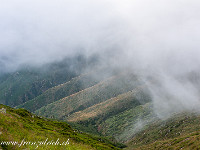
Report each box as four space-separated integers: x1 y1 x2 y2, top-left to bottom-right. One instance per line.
0 0 128 70
0 0 200 71
1 0 200 116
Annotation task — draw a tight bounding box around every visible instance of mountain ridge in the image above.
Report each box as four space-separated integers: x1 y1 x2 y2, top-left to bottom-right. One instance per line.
0 104 124 150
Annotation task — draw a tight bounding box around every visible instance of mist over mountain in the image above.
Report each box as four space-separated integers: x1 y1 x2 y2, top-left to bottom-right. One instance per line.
1 0 200 130
1 0 199 70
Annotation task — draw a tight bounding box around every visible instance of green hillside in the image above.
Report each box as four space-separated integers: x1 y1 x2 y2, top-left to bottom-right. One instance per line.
1 60 155 146
66 90 152 142
30 73 153 142
126 112 200 149
0 55 94 107
17 69 111 112
2 59 200 150
0 104 124 150
35 74 143 116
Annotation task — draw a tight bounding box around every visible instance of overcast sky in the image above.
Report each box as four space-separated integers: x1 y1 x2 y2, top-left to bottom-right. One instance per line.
0 0 200 72
1 0 200 116
0 0 128 71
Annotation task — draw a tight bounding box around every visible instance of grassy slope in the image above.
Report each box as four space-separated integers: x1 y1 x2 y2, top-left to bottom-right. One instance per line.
0 55 94 107
31 74 154 143
17 73 99 112
17 68 113 112
98 103 154 142
35 74 142 119
0 67 77 107
0 104 123 150
1 67 154 145
0 70 45 107
68 102 154 143
67 87 149 122
126 112 200 150
65 88 152 141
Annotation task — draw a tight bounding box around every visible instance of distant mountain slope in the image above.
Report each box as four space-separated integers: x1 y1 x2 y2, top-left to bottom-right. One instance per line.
17 72 100 112
34 74 143 119
3 59 155 144
0 104 123 150
2 56 200 150
67 97 153 142
66 86 150 122
0 55 95 107
126 112 200 150
32 73 153 142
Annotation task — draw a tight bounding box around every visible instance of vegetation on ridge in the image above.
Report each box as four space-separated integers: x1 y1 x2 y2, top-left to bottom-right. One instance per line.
0 104 124 150
126 112 200 149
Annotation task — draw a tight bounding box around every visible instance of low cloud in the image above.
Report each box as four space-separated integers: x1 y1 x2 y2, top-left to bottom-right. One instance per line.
1 0 200 116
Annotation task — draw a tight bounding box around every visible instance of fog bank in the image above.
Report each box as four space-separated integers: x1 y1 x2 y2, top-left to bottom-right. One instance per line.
1 0 200 117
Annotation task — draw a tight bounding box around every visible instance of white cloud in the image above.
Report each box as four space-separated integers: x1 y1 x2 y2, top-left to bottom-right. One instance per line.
1 0 200 116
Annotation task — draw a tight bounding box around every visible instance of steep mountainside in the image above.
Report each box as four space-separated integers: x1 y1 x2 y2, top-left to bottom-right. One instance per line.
2 58 200 150
28 73 153 142
0 57 155 144
13 68 154 142
17 69 111 112
0 55 94 107
35 74 143 118
126 112 200 149
0 104 124 150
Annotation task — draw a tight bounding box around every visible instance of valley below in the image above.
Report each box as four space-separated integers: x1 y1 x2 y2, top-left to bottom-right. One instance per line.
1 59 200 149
